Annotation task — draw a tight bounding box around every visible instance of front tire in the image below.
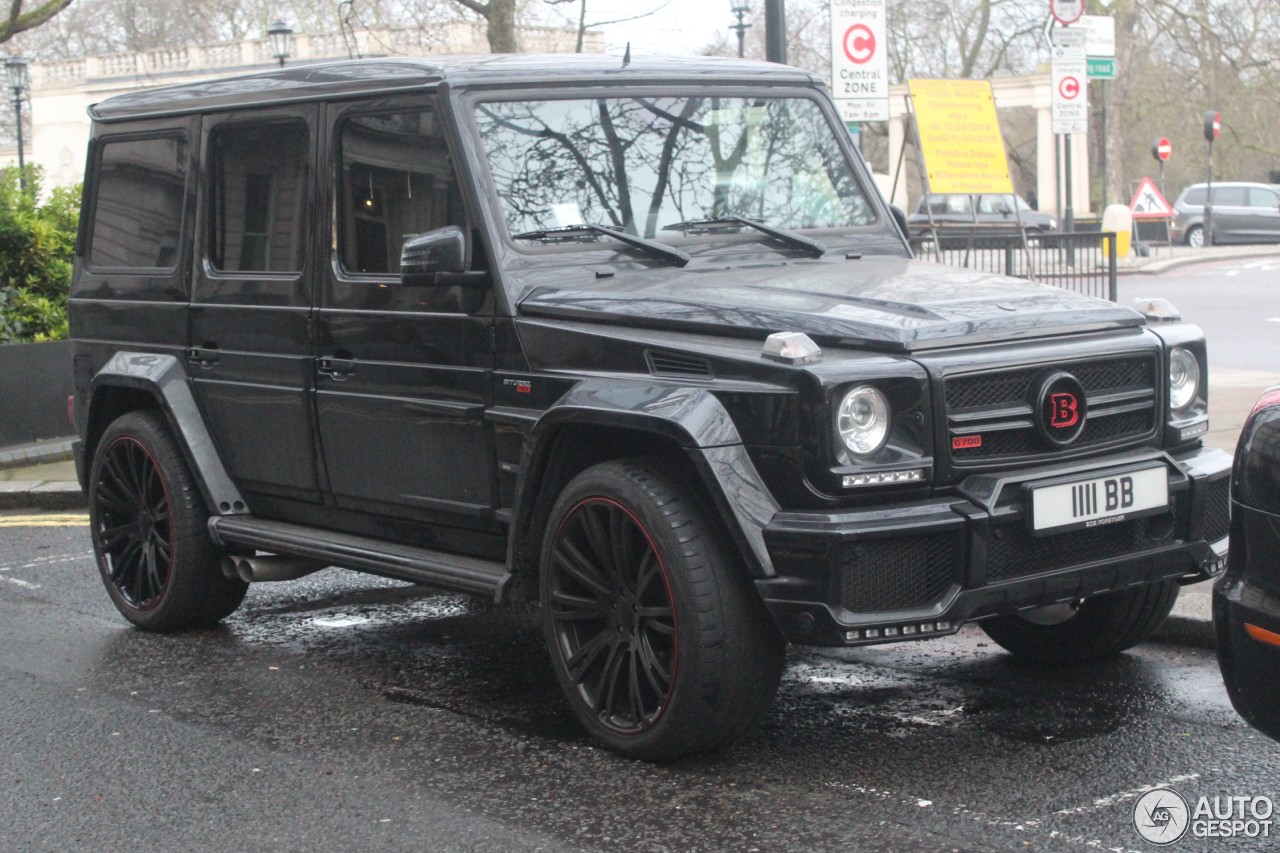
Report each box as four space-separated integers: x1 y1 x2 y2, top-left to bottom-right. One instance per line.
540 459 785 760
979 580 1179 665
1186 225 1204 248
89 411 247 631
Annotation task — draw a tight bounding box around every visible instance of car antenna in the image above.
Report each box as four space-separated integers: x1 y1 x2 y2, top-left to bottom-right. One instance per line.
621 43 631 68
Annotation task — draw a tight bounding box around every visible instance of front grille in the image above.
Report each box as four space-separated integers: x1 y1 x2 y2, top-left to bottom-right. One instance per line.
1202 477 1231 542
945 354 1158 466
986 493 1185 582
836 534 959 612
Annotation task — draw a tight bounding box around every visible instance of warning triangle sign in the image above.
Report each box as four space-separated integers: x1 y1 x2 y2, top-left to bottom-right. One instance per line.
1129 177 1176 219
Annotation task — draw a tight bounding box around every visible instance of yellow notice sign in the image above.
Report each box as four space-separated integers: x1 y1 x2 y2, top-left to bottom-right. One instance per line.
908 79 1013 195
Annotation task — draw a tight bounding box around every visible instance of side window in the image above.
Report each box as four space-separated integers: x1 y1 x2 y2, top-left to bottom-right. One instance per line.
209 120 309 273
1215 187 1247 206
337 109 463 275
1249 188 1279 208
88 136 187 270
1184 188 1206 206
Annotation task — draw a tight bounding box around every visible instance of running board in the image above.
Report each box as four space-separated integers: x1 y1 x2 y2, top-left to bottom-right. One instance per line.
209 516 512 601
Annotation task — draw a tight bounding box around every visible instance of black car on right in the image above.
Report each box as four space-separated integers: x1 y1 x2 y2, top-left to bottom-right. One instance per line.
1215 386 1280 741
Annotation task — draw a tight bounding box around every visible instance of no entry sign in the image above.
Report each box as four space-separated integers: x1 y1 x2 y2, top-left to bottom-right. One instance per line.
830 0 888 122
1050 0 1084 26
1152 137 1172 162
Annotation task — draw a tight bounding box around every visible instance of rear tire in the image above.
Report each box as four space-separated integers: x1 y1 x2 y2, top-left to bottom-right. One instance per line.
89 411 247 631
979 580 1179 665
540 458 785 760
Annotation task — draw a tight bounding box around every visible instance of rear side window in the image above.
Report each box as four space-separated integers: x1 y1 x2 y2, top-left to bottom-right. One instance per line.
1215 187 1247 206
88 135 187 270
1183 188 1205 206
208 120 309 273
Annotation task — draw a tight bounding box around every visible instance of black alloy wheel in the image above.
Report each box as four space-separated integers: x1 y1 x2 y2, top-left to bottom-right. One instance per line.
94 433 173 609
541 459 785 760
89 411 247 631
546 496 678 735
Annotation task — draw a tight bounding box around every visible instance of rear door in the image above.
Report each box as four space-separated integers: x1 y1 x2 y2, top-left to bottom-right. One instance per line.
312 96 497 529
189 107 322 505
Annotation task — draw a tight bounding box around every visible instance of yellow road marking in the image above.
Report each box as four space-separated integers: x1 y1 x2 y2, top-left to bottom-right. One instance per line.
0 514 90 527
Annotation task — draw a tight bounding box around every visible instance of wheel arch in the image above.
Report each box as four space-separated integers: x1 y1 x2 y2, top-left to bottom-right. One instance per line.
85 352 246 516
506 381 780 598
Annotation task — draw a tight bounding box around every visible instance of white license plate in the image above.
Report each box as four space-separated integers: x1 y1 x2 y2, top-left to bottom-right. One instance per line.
1029 466 1169 534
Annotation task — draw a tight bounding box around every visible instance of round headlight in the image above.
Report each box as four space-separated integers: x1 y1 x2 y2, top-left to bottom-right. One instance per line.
1169 347 1200 411
837 385 890 456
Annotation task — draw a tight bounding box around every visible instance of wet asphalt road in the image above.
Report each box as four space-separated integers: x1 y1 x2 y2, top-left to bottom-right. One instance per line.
1 515 1277 852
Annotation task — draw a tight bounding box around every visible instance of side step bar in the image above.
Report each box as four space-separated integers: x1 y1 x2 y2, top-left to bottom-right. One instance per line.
209 516 512 602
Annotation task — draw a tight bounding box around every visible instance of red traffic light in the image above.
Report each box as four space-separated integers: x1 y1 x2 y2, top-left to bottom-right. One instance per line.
1152 137 1172 162
1204 111 1221 142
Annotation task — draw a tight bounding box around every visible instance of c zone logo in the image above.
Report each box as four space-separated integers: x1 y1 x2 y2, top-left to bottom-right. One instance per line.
1049 392 1080 428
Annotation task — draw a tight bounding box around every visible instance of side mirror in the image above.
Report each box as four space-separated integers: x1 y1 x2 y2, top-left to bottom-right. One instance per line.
888 204 910 240
400 226 466 286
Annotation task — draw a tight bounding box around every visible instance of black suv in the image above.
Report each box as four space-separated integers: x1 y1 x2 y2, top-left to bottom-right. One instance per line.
70 56 1230 760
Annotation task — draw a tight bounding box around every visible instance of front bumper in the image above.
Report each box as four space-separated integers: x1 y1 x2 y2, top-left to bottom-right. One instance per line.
757 445 1231 646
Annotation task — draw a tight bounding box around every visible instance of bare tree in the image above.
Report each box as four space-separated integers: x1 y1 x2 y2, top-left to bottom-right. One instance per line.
0 0 72 44
444 0 517 52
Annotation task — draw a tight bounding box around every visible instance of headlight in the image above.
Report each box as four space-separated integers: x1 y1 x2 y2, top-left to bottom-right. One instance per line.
837 385 890 456
1169 347 1200 411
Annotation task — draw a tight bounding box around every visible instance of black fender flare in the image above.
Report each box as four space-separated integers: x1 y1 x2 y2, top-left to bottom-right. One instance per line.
509 379 779 578
86 352 246 516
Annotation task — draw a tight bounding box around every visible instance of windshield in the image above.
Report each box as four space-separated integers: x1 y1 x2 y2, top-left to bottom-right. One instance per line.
473 95 876 241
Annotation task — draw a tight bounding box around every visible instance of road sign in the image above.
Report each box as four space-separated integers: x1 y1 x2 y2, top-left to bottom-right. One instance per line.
1130 177 1176 220
830 0 888 122
908 78 1013 195
1152 137 1172 162
1051 26 1086 47
1087 57 1117 79
1050 0 1084 26
1204 110 1220 141
1052 46 1088 134
1081 15 1116 57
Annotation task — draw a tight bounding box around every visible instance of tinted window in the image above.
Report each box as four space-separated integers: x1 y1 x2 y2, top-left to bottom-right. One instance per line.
1183 188 1206 206
338 110 462 275
89 136 187 270
209 120 308 273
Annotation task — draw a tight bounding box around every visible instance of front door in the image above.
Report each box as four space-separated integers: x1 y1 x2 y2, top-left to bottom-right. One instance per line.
189 107 322 505
313 98 496 533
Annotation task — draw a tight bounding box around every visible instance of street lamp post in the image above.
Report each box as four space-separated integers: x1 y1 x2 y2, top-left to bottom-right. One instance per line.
267 21 293 68
5 55 27 193
729 1 750 58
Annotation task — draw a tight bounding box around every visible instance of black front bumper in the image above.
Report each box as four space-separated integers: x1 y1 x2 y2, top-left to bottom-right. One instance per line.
757 445 1231 646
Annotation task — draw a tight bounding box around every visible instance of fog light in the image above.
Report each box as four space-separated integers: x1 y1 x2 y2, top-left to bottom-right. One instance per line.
843 469 923 488
884 626 900 637
864 628 881 638
902 625 917 635
1178 421 1208 442
936 621 952 631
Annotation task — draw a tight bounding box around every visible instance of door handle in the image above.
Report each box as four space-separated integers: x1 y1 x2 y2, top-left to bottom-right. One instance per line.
186 346 219 369
317 356 355 381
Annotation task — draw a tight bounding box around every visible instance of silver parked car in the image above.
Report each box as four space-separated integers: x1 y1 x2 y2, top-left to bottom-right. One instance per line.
1171 182 1280 248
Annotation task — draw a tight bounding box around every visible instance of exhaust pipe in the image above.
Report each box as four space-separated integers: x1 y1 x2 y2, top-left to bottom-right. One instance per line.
220 555 326 583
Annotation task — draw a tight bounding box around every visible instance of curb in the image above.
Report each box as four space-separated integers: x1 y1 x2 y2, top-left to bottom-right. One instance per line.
0 437 76 470
0 481 86 511
1117 247 1280 276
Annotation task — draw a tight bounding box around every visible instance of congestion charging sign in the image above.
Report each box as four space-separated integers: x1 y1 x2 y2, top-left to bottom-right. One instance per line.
830 0 889 122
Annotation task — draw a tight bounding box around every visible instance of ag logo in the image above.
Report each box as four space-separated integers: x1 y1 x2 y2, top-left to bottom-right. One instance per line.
1133 788 1190 845
1032 370 1087 446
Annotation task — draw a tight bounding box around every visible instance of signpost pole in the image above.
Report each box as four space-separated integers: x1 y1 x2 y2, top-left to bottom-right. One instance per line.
765 0 786 63
1100 79 1107 206
1204 110 1219 248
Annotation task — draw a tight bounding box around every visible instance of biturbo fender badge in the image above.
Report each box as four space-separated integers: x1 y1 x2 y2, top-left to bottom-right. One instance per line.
1032 370 1087 446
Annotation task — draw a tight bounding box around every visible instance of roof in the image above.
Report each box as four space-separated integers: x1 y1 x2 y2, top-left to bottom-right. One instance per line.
88 54 823 122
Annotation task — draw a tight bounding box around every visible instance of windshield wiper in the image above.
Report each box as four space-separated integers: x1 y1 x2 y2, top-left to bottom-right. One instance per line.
513 223 690 267
662 215 826 258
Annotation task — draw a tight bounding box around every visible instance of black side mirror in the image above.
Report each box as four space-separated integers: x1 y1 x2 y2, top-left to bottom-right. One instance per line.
889 204 910 241
400 226 466 286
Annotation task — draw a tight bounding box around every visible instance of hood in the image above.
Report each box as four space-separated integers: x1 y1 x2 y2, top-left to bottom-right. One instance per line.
515 254 1142 353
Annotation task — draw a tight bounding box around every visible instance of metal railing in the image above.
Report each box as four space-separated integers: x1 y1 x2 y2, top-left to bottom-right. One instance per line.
909 230 1118 302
